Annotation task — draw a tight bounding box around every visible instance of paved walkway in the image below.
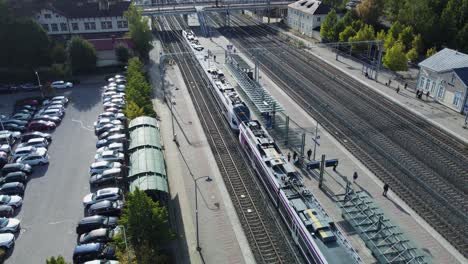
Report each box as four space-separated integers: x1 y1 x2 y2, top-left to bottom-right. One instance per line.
148 39 254 264
195 22 467 263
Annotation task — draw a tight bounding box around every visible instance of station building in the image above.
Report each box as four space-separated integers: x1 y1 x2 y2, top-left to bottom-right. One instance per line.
417 48 468 113
287 0 333 38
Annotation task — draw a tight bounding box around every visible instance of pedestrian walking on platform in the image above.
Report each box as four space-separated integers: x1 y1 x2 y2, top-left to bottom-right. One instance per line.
353 172 358 182
383 183 389 197
396 86 400 93
213 55 217 62
388 79 392 86
293 151 298 161
404 83 408 90
307 149 312 160
287 152 291 162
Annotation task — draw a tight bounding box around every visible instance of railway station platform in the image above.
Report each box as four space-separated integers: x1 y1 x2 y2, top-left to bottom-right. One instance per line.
148 38 255 264
191 19 467 263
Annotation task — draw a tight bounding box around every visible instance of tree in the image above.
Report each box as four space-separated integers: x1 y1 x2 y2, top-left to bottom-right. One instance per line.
124 100 146 120
376 29 386 41
320 9 339 41
349 24 375 51
124 5 153 58
67 37 97 73
388 21 404 39
455 23 468 53
356 0 384 25
406 48 418 63
411 34 423 54
383 42 408 71
398 26 414 50
339 26 356 42
46 256 69 264
118 189 174 263
115 44 131 64
334 11 354 37
51 44 67 64
383 32 396 51
426 47 437 58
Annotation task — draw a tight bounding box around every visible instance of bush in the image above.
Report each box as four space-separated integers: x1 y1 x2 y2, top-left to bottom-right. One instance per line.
67 37 97 73
115 44 131 64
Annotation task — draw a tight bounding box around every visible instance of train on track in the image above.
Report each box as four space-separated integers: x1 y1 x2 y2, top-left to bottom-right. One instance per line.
181 29 361 264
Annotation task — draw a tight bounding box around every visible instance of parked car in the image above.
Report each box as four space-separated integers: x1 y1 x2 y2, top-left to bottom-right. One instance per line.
2 171 27 184
0 182 25 196
3 123 26 132
78 227 119 244
0 217 20 233
0 145 10 154
51 96 69 104
12 146 44 161
76 215 118 235
0 206 13 217
83 188 123 207
94 119 122 131
20 83 39 90
0 134 13 145
45 104 65 112
11 113 32 121
18 137 50 149
21 131 52 142
83 260 119 264
94 151 124 163
16 148 49 166
89 168 122 188
0 153 7 169
95 134 126 148
32 115 61 124
3 119 27 127
73 243 116 263
95 125 125 137
0 195 22 208
97 112 125 122
97 129 125 140
1 163 32 176
87 200 123 216
17 99 39 106
104 107 122 114
28 120 57 131
0 233 15 250
96 143 124 154
89 161 121 176
36 108 64 118
51 80 73 89
0 131 20 142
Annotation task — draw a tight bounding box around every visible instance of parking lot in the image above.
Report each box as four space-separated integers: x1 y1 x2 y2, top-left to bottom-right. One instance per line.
1 78 104 263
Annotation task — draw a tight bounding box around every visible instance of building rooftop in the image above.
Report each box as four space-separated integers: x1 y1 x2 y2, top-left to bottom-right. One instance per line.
87 38 134 51
288 0 332 15
453 67 468 87
418 48 468 73
47 0 131 19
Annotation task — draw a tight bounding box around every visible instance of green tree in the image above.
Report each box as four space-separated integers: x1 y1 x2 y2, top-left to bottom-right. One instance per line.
411 34 423 54
426 47 437 58
356 0 385 25
115 44 131 64
406 48 418 63
339 25 356 42
67 37 97 73
124 100 146 120
383 32 396 51
46 256 69 264
127 57 145 75
398 26 414 50
383 42 408 71
376 29 386 41
349 24 375 50
320 9 339 41
51 44 67 64
456 23 468 53
124 5 153 58
384 0 405 19
388 21 404 39
118 188 174 263
334 11 354 38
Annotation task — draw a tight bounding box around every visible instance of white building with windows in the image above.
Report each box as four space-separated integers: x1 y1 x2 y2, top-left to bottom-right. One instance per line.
417 48 468 113
287 0 333 38
34 0 130 38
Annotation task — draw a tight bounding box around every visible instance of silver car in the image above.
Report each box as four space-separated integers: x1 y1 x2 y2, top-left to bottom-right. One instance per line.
94 150 124 163
89 161 122 176
0 233 14 250
0 195 22 208
0 217 20 233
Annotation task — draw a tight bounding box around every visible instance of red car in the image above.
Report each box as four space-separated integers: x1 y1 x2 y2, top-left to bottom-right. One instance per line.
28 120 56 131
17 99 39 106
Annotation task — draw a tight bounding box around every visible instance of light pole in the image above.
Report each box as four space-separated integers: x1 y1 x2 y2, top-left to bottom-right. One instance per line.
312 123 320 160
194 175 212 252
34 71 44 99
120 225 130 264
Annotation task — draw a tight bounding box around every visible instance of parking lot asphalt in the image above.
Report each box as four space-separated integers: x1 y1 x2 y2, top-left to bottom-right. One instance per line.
2 80 104 263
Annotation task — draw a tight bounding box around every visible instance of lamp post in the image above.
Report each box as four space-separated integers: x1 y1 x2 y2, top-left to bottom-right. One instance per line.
34 71 44 99
120 225 130 264
194 175 212 252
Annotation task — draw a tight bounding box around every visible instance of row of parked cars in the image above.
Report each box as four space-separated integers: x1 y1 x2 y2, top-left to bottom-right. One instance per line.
73 74 128 264
0 80 73 94
0 96 68 253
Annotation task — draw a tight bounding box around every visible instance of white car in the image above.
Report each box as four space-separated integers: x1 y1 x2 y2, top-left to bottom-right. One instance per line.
89 161 122 175
0 217 20 233
51 81 73 89
94 150 124 163
0 233 14 250
84 260 119 264
17 137 49 149
0 195 22 208
96 142 124 154
16 148 49 166
12 146 46 161
82 187 123 206
0 145 10 154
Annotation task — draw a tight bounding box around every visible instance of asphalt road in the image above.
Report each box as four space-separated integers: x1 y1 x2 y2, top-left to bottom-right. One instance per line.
2 79 104 263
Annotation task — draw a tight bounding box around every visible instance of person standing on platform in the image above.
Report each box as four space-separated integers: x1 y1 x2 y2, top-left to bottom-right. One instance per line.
396 86 400 93
353 172 358 182
287 152 291 162
307 149 312 160
404 83 408 90
426 91 430 100
293 151 297 161
383 183 389 197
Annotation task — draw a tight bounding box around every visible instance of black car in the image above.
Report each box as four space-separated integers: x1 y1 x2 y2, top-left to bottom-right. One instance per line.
72 243 116 263
78 227 118 244
76 215 118 235
0 205 13 218
32 115 61 124
0 182 25 196
3 123 26 132
3 119 28 126
2 163 32 176
21 131 52 143
2 172 27 184
87 200 123 217
89 168 122 188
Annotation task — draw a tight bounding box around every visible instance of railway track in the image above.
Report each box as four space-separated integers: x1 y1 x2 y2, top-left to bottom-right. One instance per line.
156 16 300 263
211 14 468 257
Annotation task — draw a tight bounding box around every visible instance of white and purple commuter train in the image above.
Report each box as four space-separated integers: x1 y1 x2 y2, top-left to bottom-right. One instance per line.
183 29 360 263
239 120 361 264
183 30 250 130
